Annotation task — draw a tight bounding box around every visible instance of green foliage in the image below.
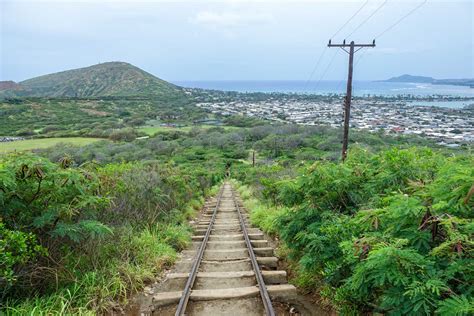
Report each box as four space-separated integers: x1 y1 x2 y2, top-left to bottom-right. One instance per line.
109 127 138 142
0 96 204 138
0 223 46 287
1 152 216 313
1 103 471 315
436 295 474 316
0 153 109 242
243 147 473 315
5 62 183 99
234 183 286 236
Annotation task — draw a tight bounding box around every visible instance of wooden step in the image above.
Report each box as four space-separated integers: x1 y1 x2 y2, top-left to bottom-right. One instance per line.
152 284 297 307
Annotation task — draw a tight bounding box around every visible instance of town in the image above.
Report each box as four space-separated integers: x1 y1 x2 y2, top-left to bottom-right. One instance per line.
192 90 474 146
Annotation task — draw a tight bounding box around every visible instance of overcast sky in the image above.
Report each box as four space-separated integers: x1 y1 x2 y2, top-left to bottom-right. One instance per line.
0 0 473 82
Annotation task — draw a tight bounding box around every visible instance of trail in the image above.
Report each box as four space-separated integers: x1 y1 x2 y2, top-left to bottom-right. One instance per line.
127 182 331 315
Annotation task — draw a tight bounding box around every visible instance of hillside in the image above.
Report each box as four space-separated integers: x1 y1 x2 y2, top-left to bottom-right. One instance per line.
383 74 474 87
1 62 183 98
383 74 434 83
0 80 24 91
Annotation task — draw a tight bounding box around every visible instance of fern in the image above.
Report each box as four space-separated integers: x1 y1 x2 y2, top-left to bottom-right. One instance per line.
79 220 113 239
260 148 474 314
51 221 112 242
51 223 82 242
436 295 474 316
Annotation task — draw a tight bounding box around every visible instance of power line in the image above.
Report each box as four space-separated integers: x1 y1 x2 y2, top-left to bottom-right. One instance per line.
335 50 369 93
306 0 370 93
375 0 428 39
351 48 370 95
304 46 327 91
335 47 371 96
330 0 370 40
313 49 339 92
328 40 376 161
346 0 389 39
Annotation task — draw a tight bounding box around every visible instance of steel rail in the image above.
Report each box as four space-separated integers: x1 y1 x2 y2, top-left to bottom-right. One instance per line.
175 185 224 316
232 189 275 316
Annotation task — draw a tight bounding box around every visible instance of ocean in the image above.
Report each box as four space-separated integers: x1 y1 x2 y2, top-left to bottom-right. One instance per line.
173 80 474 109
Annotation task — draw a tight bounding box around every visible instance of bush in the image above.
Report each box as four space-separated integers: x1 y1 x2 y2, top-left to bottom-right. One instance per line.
1 153 218 313
109 128 138 142
247 147 474 315
0 153 110 297
16 128 35 136
0 223 46 288
40 125 63 134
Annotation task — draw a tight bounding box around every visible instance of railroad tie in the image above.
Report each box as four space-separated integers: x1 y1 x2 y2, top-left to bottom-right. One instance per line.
152 182 297 316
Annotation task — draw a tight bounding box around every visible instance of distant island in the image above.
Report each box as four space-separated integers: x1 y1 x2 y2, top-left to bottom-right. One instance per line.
381 74 474 88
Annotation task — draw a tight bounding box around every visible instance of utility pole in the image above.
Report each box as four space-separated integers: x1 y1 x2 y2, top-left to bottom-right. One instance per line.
328 39 375 161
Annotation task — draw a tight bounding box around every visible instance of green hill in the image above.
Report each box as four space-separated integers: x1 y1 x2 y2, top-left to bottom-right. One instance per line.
383 74 474 87
3 62 183 98
383 74 434 83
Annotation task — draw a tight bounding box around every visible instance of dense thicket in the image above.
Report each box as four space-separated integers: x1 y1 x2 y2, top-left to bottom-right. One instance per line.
0 96 204 137
36 123 444 165
0 153 222 313
240 147 473 315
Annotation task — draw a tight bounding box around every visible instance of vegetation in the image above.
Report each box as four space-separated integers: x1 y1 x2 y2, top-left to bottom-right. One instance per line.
1 153 222 314
0 96 207 138
0 62 183 99
237 147 474 315
0 137 102 153
35 123 454 166
138 124 239 136
1 96 472 315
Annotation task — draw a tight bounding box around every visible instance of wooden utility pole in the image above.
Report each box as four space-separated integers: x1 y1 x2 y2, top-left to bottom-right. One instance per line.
328 39 375 161
252 150 255 167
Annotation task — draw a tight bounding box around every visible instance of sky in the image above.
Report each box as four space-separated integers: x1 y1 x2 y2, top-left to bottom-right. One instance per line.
0 0 473 82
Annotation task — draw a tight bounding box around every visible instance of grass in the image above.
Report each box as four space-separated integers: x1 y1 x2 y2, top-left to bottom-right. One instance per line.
4 226 182 315
138 125 239 135
232 180 285 236
0 137 102 153
3 220 194 315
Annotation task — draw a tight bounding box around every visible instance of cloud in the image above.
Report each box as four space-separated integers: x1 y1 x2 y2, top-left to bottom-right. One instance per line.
191 10 275 29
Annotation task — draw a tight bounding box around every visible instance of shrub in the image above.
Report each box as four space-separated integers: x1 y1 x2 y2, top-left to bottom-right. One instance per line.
0 153 110 297
247 147 474 315
16 128 35 136
108 128 138 142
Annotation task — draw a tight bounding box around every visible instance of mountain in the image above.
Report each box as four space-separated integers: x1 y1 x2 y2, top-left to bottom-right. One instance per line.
382 74 474 87
383 74 434 83
1 62 183 98
0 81 24 91
0 81 29 98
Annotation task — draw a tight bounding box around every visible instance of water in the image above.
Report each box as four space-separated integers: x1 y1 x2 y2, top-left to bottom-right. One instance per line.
173 80 474 109
408 100 474 109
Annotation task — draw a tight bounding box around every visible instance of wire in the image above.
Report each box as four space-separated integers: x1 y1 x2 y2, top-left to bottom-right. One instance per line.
330 0 370 40
346 0 389 39
375 0 428 39
352 49 369 96
304 46 328 91
336 48 368 96
305 0 370 93
313 49 339 92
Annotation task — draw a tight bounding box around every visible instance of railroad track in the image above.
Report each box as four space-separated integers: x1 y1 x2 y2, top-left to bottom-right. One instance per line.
150 182 297 315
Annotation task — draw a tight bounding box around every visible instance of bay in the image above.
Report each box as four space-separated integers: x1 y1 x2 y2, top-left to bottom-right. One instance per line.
173 80 474 109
